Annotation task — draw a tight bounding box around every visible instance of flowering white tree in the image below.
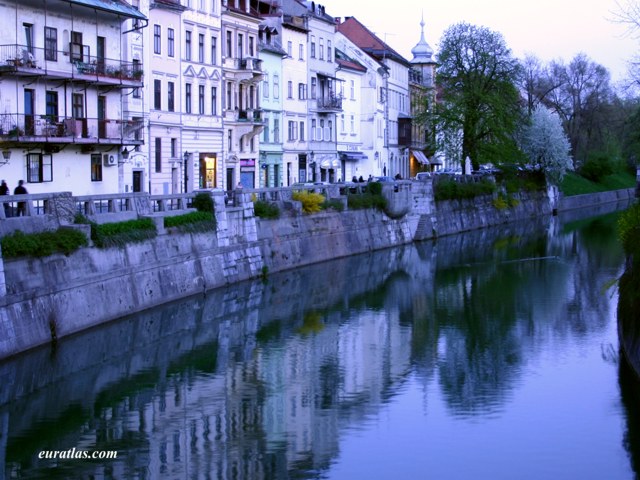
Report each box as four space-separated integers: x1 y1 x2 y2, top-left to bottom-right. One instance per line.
521 105 573 183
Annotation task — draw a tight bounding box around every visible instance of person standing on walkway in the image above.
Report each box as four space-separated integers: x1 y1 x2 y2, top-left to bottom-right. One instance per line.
14 179 27 216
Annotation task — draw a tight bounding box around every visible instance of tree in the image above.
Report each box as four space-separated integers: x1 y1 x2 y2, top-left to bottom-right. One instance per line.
543 54 613 166
521 105 573 183
435 22 523 170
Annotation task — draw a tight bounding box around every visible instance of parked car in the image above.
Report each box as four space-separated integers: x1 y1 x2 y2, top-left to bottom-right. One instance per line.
374 176 395 182
415 172 431 181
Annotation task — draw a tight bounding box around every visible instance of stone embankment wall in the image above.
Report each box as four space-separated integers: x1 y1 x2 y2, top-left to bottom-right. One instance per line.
0 181 634 360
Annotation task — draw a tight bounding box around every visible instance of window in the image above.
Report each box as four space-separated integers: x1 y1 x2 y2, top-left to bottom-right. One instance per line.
350 115 355 133
227 129 232 150
171 138 177 158
154 25 161 54
45 91 58 122
298 83 306 100
168 28 175 57
199 85 205 114
44 27 57 61
132 59 141 96
319 38 324 60
311 119 316 140
27 153 52 183
328 120 333 141
263 118 270 142
91 154 102 182
72 93 84 118
237 33 243 59
226 31 232 57
198 34 204 62
211 86 217 115
263 73 269 98
299 121 305 141
168 82 175 111
155 137 162 173
341 114 345 133
70 31 83 62
299 43 304 60
273 74 279 99
310 36 315 58
185 83 192 113
24 23 34 54
273 119 280 142
287 41 292 56
154 79 161 109
327 40 332 62
288 120 297 141
249 36 254 56
226 81 232 109
185 31 192 60
211 36 217 64
311 77 317 99
287 81 293 99
350 80 355 99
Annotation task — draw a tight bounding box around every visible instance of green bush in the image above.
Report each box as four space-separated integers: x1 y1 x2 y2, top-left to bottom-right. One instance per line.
92 218 157 248
347 191 387 211
192 192 214 212
292 191 325 213
366 181 383 195
321 199 345 211
580 155 614 182
253 200 281 219
164 211 216 232
434 178 496 201
1 228 88 258
619 203 640 258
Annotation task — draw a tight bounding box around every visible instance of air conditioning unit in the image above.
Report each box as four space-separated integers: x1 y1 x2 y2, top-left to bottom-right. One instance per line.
103 154 117 166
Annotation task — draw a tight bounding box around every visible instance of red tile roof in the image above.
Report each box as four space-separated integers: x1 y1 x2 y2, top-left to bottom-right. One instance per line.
336 16 409 67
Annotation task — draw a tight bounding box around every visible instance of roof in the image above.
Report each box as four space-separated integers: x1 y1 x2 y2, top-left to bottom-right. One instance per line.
335 49 366 73
336 16 410 67
62 0 147 20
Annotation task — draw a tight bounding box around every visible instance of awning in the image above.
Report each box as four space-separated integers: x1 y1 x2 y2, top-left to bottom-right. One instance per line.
412 150 429 165
319 155 340 168
339 151 368 162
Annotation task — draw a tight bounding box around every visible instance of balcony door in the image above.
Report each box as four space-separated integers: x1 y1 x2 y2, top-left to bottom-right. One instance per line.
71 31 83 62
96 36 106 74
72 93 87 137
97 96 106 138
24 89 35 135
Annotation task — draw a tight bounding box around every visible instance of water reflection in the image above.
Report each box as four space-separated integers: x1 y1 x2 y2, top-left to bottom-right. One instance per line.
0 204 637 479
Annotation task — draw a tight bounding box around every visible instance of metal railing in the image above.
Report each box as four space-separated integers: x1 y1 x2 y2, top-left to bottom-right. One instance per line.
0 113 144 144
0 44 143 85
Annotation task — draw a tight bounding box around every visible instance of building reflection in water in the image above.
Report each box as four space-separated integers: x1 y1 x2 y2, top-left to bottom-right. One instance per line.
0 202 635 479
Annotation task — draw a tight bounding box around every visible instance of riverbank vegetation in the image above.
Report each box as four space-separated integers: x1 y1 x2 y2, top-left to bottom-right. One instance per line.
0 228 88 258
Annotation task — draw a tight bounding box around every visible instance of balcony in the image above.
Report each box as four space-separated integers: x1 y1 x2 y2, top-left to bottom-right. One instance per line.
316 94 343 112
222 56 262 82
0 113 144 146
0 44 143 87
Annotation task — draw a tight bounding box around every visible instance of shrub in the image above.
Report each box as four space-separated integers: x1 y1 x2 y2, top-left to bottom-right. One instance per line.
347 192 387 210
492 195 508 210
434 178 496 201
292 191 325 213
1 228 88 258
253 200 280 219
580 155 613 182
366 181 383 195
322 199 345 211
191 192 214 212
92 218 157 248
619 203 640 258
164 211 216 233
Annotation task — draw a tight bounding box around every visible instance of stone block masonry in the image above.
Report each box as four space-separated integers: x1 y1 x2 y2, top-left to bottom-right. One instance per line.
0 181 632 360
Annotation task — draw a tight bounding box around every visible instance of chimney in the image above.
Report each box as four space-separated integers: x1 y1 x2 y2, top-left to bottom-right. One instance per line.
335 17 341 24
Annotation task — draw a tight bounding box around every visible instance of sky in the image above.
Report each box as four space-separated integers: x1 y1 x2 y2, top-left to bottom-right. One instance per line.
321 0 639 84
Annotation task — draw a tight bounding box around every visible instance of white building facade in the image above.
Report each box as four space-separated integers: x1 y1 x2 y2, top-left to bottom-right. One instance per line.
0 0 146 195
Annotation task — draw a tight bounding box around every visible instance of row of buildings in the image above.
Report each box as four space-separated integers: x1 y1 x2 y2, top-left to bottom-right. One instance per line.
0 0 436 196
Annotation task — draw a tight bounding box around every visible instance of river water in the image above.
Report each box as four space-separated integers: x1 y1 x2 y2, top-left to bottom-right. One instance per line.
1 202 639 480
